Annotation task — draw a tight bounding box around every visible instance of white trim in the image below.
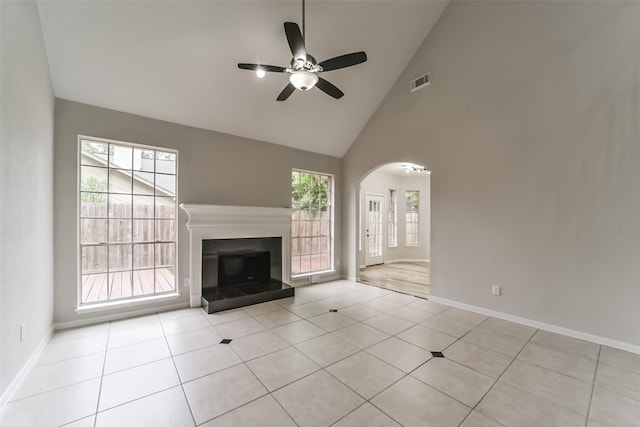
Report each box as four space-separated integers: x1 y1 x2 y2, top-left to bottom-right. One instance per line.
290 270 342 286
0 326 54 411
60 301 189 330
343 275 357 282
75 292 181 315
428 296 640 355
180 204 294 307
76 135 179 309
384 258 429 264
291 169 336 276
292 269 336 279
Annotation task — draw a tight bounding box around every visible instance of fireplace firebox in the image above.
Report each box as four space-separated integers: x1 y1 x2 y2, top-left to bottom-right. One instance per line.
200 237 293 313
218 250 270 288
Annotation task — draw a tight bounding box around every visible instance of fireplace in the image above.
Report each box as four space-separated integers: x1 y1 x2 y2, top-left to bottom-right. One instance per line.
180 204 294 313
217 250 270 288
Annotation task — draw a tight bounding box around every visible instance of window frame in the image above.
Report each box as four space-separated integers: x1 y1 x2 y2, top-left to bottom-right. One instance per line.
77 135 179 307
388 189 397 248
290 168 334 277
405 190 420 247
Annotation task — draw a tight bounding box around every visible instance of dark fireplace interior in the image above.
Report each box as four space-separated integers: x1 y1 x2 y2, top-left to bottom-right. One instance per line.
201 237 293 313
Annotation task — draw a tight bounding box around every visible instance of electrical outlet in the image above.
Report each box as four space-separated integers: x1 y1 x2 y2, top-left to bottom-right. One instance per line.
492 284 501 296
184 278 190 288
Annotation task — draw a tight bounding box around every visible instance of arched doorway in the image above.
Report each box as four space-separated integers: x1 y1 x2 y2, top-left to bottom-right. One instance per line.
356 162 431 297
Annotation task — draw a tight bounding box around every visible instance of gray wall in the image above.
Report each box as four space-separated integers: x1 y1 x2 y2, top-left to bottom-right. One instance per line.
0 1 55 397
359 168 430 267
342 1 640 346
54 99 341 324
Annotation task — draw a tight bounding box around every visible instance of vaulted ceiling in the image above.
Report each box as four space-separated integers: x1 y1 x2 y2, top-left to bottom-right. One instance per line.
37 1 448 157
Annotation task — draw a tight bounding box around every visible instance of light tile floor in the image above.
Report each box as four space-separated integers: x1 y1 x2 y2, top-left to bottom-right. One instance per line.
2 280 640 426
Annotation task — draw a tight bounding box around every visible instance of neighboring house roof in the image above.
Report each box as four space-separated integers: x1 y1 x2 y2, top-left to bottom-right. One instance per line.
82 152 175 197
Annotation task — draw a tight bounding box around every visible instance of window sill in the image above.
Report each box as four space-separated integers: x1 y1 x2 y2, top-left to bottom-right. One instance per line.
75 292 181 315
292 269 336 279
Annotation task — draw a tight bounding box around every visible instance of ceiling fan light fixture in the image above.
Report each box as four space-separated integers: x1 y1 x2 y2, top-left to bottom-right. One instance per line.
289 71 318 91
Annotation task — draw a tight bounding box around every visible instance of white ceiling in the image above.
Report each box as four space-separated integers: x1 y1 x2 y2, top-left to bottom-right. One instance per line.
37 1 448 158
375 162 431 177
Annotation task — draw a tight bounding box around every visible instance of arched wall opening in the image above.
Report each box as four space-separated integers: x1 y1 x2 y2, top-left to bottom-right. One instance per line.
355 161 431 297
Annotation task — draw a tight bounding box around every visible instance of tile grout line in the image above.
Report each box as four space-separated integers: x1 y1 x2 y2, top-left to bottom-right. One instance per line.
451 318 536 427
158 314 199 427
92 320 112 427
584 345 602 427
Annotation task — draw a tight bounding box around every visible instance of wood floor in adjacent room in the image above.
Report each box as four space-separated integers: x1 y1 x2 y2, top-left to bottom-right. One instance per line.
358 261 429 298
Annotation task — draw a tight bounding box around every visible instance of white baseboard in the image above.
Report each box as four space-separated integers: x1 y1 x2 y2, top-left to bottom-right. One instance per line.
385 258 429 264
428 296 640 355
343 275 357 282
290 270 342 287
56 301 190 330
0 326 54 411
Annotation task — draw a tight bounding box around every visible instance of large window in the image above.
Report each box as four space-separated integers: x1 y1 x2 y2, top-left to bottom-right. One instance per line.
291 170 333 276
79 136 177 305
405 190 420 246
388 189 397 247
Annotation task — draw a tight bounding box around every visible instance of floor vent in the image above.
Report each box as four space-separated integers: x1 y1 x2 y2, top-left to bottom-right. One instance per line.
410 72 431 92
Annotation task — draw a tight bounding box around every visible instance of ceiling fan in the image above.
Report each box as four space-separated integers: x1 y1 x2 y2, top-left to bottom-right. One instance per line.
237 0 367 101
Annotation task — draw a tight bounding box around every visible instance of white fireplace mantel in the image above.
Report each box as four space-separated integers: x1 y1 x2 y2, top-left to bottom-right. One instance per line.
180 203 293 307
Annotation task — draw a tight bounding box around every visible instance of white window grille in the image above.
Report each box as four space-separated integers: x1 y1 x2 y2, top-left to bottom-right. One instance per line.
388 189 397 247
291 170 333 276
78 136 178 305
405 190 420 246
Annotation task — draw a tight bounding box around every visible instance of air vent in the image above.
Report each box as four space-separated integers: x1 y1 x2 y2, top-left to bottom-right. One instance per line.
410 72 431 92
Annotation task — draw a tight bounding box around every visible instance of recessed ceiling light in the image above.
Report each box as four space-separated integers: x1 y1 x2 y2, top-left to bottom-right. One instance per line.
256 69 266 78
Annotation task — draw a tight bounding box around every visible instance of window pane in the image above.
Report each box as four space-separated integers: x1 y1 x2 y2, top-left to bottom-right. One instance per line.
133 172 155 195
108 271 133 299
109 169 132 194
109 245 132 271
133 195 155 218
156 197 176 218
155 243 175 268
81 196 107 218
156 219 175 241
109 195 132 218
156 151 176 174
81 273 108 303
133 269 155 296
156 174 175 196
109 144 133 170
82 246 106 273
81 140 108 165
109 219 132 243
133 219 154 242
133 244 155 269
134 149 155 172
81 219 106 244
80 166 107 192
156 266 175 293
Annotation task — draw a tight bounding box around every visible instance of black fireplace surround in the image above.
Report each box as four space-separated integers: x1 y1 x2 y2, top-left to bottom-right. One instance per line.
201 237 294 313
